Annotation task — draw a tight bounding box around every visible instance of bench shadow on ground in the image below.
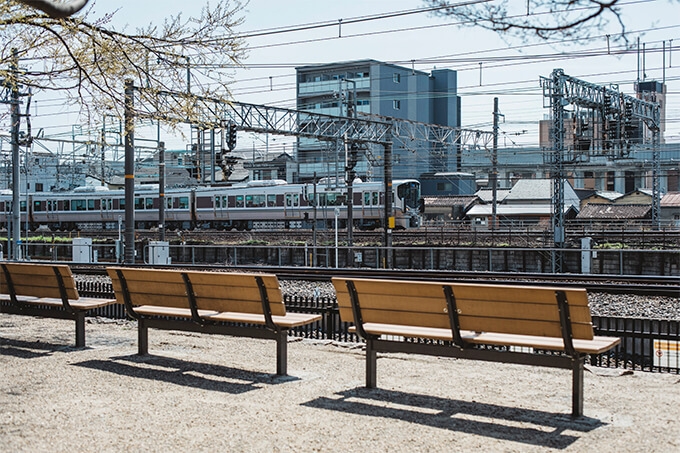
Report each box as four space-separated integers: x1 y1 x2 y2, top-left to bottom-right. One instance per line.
0 337 78 358
302 387 604 449
72 354 299 394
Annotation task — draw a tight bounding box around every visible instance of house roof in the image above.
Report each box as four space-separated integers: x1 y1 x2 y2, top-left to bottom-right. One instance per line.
475 188 510 203
661 192 680 207
576 204 651 219
620 188 653 198
574 188 596 200
589 190 624 201
467 204 574 216
423 195 477 209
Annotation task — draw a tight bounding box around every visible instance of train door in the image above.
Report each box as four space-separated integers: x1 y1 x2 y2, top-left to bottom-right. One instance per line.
362 190 380 218
101 198 114 221
214 194 228 220
46 199 58 220
284 192 300 218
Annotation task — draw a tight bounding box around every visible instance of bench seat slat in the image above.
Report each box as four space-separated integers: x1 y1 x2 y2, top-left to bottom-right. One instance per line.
113 269 280 290
348 307 593 339
1 263 79 300
343 279 589 306
134 305 321 328
338 299 592 323
21 297 117 310
359 323 620 354
108 268 285 315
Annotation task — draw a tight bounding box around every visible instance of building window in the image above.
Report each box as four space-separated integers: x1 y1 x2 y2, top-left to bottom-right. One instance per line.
393 100 401 110
606 171 616 191
35 183 43 192
393 73 401 83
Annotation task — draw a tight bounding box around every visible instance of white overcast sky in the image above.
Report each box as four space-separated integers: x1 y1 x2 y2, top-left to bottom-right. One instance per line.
24 0 680 153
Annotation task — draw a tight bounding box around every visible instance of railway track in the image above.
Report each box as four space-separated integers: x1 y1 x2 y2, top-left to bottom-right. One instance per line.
30 227 679 248
71 263 679 297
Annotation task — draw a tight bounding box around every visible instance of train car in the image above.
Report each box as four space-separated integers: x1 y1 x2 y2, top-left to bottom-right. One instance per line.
194 179 421 230
0 178 421 231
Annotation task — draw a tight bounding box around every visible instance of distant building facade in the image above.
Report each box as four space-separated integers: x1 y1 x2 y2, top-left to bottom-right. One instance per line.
296 59 461 181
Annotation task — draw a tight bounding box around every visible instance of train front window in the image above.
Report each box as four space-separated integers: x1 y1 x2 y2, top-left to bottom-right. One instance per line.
397 181 421 210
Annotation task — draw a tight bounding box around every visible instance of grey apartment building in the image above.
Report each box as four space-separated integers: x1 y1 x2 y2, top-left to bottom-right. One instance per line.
295 59 461 181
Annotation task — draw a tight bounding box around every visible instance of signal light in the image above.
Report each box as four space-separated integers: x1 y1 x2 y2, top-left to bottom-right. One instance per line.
227 123 237 151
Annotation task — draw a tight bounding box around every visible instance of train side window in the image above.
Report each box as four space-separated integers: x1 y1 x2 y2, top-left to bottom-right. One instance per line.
88 199 95 210
293 194 299 207
73 200 86 211
285 194 291 207
267 194 276 207
372 192 379 205
33 200 42 212
364 192 370 206
64 200 70 211
245 195 254 207
166 198 173 209
119 199 125 210
222 196 227 208
145 198 153 209
179 197 189 209
20 201 26 212
235 195 244 208
213 195 220 208
108 199 113 210
135 198 144 209
252 194 265 207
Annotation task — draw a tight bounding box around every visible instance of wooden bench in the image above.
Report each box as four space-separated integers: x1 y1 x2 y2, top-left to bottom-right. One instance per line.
107 267 322 375
332 277 621 417
0 262 117 347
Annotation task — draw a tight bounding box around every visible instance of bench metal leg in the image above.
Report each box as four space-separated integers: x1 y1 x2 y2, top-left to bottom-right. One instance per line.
138 319 149 355
572 354 584 417
75 312 86 348
366 338 377 388
276 330 288 376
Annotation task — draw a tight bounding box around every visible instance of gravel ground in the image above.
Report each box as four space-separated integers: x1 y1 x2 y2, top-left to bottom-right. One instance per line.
1 315 679 452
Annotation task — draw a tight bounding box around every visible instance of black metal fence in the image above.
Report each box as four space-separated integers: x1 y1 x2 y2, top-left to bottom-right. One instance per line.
77 280 680 374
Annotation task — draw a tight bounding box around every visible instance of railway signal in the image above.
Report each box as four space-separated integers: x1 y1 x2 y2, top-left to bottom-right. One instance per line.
227 122 237 151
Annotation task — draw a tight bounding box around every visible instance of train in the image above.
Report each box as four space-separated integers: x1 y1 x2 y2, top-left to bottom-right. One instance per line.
0 179 421 231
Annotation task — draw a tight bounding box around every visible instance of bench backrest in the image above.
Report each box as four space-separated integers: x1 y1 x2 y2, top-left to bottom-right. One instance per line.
0 262 79 300
332 278 594 340
107 267 285 316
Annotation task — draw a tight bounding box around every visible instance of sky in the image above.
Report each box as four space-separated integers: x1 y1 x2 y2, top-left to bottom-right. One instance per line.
11 0 680 157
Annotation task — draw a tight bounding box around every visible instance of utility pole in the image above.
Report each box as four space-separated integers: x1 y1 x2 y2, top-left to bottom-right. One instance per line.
341 80 358 247
124 79 135 263
100 128 106 186
312 172 317 267
550 69 566 273
10 49 21 260
383 137 393 268
491 97 502 232
158 141 166 242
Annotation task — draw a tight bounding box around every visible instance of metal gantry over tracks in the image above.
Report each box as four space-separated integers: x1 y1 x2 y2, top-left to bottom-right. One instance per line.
123 82 494 265
541 69 661 272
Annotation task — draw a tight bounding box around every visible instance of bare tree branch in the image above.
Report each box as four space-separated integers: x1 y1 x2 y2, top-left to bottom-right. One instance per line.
423 0 677 43
15 0 88 18
0 1 247 126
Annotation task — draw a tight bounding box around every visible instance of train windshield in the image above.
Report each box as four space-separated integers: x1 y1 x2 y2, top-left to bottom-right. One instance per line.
397 181 421 210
